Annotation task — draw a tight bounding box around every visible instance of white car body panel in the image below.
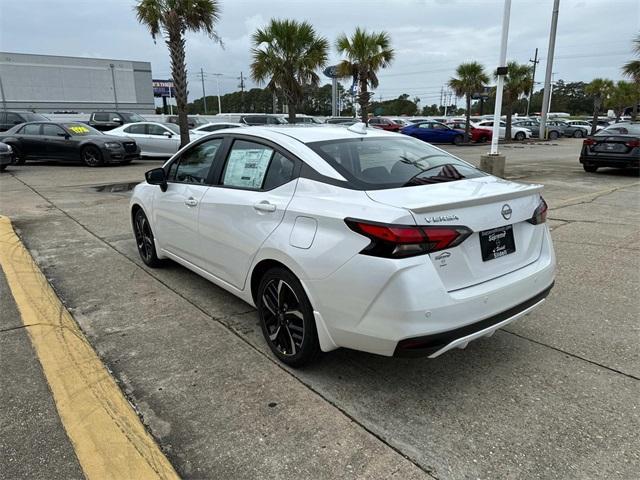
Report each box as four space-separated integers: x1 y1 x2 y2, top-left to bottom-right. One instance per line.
475 121 532 139
130 126 556 359
108 122 181 157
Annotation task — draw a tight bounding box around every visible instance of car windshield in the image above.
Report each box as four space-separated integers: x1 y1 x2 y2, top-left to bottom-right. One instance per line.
23 113 48 122
597 123 640 136
164 123 180 134
120 112 146 122
308 136 485 189
62 123 102 136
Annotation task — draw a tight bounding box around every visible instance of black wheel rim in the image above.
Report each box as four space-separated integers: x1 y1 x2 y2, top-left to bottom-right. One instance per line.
261 279 305 356
84 149 100 166
134 213 154 262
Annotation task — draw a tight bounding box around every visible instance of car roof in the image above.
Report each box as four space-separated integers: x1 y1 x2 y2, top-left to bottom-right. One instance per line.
234 124 397 144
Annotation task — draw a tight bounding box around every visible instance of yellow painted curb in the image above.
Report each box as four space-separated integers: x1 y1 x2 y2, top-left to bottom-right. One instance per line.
0 216 180 480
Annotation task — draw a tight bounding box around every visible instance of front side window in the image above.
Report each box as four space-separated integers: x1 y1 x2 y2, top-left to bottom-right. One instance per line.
148 124 171 136
169 138 222 184
6 113 22 125
93 113 110 122
308 136 485 189
21 123 41 135
124 124 147 134
42 124 66 136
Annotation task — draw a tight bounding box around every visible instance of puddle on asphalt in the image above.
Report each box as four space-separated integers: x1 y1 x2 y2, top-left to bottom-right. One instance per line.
91 182 139 193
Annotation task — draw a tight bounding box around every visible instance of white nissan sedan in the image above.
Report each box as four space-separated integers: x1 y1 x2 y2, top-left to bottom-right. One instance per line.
130 124 556 366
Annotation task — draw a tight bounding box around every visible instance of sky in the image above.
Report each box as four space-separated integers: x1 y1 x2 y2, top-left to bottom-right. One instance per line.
0 0 638 108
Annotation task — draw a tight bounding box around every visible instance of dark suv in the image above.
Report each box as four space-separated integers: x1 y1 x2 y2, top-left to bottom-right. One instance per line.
0 111 49 132
88 111 146 131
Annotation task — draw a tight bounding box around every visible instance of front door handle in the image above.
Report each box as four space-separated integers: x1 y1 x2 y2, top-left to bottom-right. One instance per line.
253 201 276 213
185 197 198 207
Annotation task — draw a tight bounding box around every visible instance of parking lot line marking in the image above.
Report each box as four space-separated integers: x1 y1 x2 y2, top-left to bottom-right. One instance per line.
553 181 640 209
0 216 179 480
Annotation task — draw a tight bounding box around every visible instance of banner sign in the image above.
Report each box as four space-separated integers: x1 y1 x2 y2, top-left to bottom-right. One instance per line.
152 79 174 98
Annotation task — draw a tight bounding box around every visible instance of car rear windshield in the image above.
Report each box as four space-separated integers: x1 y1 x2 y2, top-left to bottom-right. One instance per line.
120 112 146 123
307 136 485 189
164 123 180 134
63 123 102 136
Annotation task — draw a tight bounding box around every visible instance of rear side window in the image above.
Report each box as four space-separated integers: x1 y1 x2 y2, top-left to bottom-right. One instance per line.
221 140 295 190
308 136 485 189
168 138 222 184
6 113 22 125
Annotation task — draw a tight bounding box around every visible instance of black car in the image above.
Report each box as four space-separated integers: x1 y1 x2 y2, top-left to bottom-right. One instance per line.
0 122 140 167
580 122 640 172
0 111 49 132
0 142 14 171
88 111 146 131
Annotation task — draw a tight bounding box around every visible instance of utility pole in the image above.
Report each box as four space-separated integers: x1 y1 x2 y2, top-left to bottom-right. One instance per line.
540 0 560 139
109 64 119 110
197 68 208 114
238 72 245 113
440 86 444 113
211 73 223 114
526 48 539 116
489 0 511 155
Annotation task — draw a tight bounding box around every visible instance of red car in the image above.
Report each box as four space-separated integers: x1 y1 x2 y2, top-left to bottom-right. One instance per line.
368 117 402 132
447 121 492 143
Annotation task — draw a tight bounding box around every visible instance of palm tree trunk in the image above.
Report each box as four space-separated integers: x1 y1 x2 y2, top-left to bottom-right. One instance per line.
590 98 600 135
464 95 471 143
505 102 512 142
167 29 190 148
287 100 296 123
359 76 369 124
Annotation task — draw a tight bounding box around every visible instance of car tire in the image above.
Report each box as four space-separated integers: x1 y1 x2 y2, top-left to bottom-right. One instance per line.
0 164 6 172
573 130 584 138
257 267 321 367
583 164 598 173
453 134 463 145
133 209 164 268
10 145 25 164
515 132 525 141
479 135 488 143
548 131 559 140
81 145 103 167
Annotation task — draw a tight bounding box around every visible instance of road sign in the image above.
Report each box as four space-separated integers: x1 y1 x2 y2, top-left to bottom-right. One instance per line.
323 65 339 78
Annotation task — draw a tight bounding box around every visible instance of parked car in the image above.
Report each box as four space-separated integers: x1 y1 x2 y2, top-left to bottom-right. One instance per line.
368 117 402 132
88 111 146 131
108 122 183 158
475 120 532 140
214 113 289 126
165 115 210 129
0 111 49 132
546 120 588 138
446 121 493 143
325 117 357 125
579 122 640 172
401 121 464 144
389 118 412 127
512 120 563 140
0 122 139 166
0 142 14 171
567 119 600 133
131 125 555 366
289 115 323 124
191 122 246 137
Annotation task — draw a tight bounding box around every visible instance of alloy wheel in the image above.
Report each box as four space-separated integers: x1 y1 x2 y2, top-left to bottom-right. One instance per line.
83 147 101 166
260 279 305 356
134 213 154 263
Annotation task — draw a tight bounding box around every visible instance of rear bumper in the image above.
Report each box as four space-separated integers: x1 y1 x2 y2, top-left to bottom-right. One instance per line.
308 225 556 357
580 153 639 168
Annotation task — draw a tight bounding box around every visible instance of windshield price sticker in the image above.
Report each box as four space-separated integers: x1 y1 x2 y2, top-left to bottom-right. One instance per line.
68 125 90 134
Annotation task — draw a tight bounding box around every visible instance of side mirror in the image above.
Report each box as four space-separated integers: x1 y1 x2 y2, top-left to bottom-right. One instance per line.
162 131 172 138
145 168 167 192
113 118 123 124
57 132 71 139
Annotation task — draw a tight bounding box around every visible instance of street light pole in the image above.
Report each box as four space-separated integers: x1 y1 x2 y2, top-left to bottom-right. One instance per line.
211 73 223 114
109 64 119 110
540 0 560 139
489 0 511 155
199 68 208 114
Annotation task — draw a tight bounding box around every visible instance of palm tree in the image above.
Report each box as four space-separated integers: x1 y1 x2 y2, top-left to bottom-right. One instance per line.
336 28 394 124
251 19 329 123
449 62 489 142
496 61 532 141
622 34 640 120
609 81 635 122
585 78 614 134
135 0 220 147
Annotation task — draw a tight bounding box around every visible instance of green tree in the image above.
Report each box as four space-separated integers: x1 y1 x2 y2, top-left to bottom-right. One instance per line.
609 81 635 122
369 94 419 116
250 19 329 123
496 62 532 140
135 0 221 147
336 27 395 123
585 78 614 134
622 34 640 120
449 62 489 142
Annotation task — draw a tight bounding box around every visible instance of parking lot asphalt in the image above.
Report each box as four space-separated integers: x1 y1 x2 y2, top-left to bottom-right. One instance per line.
1 139 639 479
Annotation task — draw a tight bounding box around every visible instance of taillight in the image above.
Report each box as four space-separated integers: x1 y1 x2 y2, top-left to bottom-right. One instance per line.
527 197 548 225
625 139 640 148
345 219 472 258
583 138 596 146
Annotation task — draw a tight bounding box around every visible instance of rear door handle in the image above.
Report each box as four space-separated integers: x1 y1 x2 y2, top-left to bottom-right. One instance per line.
253 201 276 213
185 197 198 207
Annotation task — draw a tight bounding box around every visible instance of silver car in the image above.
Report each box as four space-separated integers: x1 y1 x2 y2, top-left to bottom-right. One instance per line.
107 122 181 158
